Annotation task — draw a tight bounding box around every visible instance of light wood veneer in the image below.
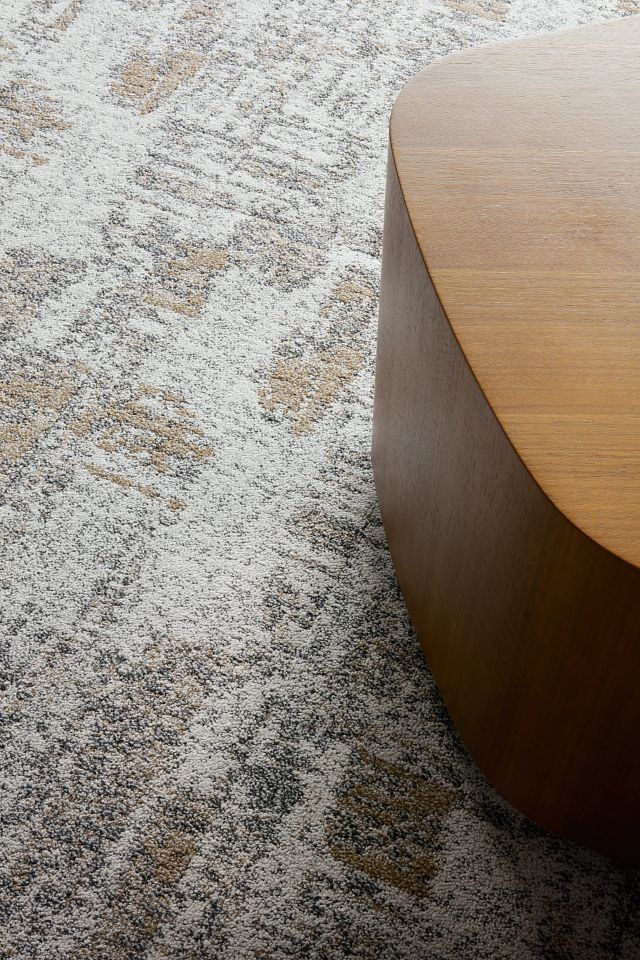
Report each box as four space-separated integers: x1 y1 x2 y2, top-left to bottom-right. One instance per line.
373 16 640 864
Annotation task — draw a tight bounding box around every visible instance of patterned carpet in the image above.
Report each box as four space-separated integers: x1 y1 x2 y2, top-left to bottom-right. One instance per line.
1 0 639 957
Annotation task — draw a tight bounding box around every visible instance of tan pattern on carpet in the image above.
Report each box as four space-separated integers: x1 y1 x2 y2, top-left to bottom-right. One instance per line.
113 48 204 114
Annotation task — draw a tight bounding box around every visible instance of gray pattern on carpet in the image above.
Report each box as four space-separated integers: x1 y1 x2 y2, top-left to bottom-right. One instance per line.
1 0 639 957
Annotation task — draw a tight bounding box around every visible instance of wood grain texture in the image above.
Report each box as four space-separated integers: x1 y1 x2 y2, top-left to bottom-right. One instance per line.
390 15 640 567
373 17 640 867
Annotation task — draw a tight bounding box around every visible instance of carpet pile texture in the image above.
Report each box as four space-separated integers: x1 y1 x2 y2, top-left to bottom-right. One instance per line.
1 0 639 957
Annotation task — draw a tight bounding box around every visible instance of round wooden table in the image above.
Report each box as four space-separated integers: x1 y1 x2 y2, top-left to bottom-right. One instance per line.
373 15 640 865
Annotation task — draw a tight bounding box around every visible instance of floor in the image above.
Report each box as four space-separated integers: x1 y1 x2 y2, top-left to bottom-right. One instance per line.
1 0 639 957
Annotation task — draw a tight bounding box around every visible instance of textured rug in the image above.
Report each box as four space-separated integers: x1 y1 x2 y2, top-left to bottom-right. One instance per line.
1 0 639 957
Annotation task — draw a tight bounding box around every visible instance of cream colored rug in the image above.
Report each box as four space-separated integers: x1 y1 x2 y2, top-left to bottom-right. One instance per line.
1 0 638 957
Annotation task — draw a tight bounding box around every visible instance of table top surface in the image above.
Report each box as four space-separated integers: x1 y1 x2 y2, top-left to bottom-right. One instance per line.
391 14 640 569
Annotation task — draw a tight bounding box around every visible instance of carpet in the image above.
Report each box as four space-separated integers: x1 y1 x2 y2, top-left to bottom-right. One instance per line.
1 0 639 957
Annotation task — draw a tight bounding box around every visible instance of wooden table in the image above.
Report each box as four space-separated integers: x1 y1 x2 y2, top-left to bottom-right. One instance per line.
373 15 640 865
